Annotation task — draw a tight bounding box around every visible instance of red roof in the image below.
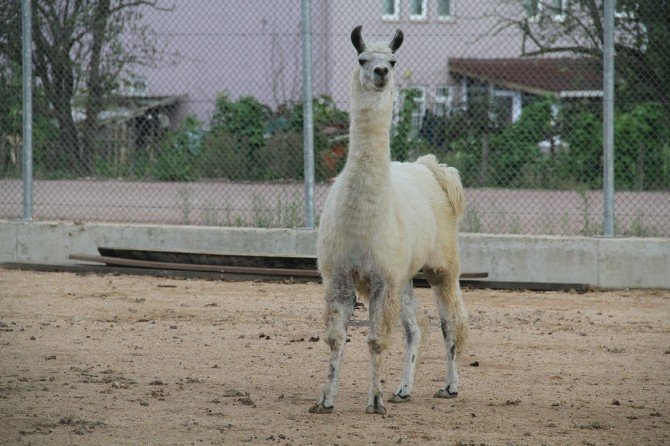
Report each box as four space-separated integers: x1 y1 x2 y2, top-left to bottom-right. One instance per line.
449 58 603 97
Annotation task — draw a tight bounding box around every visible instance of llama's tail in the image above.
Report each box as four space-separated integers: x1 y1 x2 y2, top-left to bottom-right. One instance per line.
416 154 465 219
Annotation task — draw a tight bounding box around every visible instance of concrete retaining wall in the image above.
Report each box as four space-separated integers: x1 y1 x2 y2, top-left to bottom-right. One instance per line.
1 220 668 289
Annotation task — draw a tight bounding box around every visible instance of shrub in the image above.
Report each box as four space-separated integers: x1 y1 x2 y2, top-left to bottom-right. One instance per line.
555 102 603 188
199 127 246 180
614 102 670 190
257 131 304 180
284 95 349 181
151 115 202 181
488 99 553 188
391 88 422 161
211 93 271 180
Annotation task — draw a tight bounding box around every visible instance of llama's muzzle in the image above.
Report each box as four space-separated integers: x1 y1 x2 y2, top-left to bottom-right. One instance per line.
373 67 389 88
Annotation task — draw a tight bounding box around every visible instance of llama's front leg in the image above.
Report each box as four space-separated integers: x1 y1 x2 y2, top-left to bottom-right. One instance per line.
365 279 395 415
389 280 422 403
309 275 355 414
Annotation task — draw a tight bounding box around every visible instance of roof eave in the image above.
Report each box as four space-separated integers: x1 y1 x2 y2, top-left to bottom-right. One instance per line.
450 68 558 98
559 90 603 98
451 68 603 99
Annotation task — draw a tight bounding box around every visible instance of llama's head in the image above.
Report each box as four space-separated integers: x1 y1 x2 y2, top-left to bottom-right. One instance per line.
351 25 403 93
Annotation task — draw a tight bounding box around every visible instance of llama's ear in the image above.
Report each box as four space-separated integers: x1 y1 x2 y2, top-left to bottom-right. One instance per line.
389 29 404 53
351 25 365 55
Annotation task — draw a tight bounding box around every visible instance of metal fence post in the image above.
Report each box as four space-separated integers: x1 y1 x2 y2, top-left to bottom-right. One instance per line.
301 0 315 229
603 0 615 237
22 0 33 221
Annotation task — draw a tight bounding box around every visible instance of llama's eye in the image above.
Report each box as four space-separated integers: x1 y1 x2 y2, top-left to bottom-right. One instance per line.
390 60 396 67
358 59 367 66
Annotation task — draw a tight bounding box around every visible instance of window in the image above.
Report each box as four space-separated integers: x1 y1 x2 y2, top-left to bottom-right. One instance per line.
459 80 522 124
615 3 638 19
437 0 453 20
493 89 522 124
550 0 565 21
128 76 148 96
459 77 468 111
524 0 566 21
465 80 490 118
434 86 452 117
409 0 427 20
382 0 399 20
524 0 541 19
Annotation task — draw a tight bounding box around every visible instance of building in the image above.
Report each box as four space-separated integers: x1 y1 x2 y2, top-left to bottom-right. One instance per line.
132 0 602 130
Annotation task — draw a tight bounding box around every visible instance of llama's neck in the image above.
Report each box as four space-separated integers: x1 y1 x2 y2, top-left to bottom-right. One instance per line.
344 72 395 184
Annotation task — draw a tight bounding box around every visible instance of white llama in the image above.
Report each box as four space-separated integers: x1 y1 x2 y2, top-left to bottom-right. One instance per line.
309 26 469 415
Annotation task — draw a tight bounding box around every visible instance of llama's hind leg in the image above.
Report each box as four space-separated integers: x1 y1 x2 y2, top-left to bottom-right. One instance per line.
427 268 469 398
309 274 355 414
389 280 422 403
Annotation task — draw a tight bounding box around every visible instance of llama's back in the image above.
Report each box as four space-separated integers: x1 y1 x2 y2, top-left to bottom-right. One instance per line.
390 155 465 222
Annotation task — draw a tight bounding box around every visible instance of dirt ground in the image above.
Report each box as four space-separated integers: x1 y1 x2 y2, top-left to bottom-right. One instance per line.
0 269 668 445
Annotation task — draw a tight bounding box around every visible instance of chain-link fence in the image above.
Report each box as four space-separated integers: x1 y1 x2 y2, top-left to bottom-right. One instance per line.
1 0 669 236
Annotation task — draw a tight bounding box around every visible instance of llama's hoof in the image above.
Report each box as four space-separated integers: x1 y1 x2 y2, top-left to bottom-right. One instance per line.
433 386 458 399
388 393 411 403
308 403 334 414
365 404 387 415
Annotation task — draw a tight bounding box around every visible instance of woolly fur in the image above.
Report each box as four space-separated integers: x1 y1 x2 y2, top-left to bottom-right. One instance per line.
317 62 468 352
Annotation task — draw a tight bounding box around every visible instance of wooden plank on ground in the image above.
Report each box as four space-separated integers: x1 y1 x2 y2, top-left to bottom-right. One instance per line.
97 247 317 270
72 253 488 280
69 254 321 277
96 248 489 279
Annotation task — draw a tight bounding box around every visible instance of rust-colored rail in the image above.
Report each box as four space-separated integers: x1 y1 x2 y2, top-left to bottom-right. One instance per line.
69 254 322 277
69 250 489 281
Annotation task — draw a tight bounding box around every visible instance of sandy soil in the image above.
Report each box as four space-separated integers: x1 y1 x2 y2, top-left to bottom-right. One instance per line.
0 269 668 445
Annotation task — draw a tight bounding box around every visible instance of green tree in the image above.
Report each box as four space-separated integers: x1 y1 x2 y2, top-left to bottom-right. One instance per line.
614 103 670 190
286 95 349 180
489 99 553 187
0 0 166 176
493 0 670 190
556 101 603 188
495 0 670 112
391 88 421 161
210 93 271 180
151 114 202 181
0 60 59 177
418 83 506 187
0 62 22 175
